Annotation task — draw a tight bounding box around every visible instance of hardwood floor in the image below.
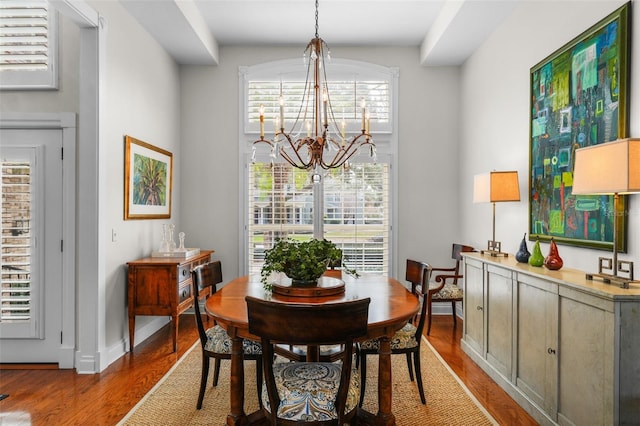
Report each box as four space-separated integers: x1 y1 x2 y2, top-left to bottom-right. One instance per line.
0 314 537 425
426 316 538 426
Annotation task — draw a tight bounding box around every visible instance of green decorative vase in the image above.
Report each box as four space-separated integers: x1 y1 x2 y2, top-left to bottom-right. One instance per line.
544 238 563 270
528 239 544 267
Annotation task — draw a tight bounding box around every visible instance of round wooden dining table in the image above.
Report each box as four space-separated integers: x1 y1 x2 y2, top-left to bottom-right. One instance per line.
205 273 419 426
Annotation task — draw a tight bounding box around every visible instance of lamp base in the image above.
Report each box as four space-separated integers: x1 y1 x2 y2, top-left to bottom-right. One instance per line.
480 240 508 258
585 273 638 289
585 257 636 289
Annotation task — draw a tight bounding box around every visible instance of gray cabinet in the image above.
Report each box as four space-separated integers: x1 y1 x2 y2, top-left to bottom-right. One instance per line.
461 253 640 426
515 273 558 419
462 257 484 354
485 264 513 379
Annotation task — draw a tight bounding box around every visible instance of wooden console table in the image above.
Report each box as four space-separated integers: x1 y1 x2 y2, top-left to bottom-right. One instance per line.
127 250 213 352
462 252 640 425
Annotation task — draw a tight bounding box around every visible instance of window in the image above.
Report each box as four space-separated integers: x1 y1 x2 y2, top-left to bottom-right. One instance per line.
1 159 32 324
0 0 58 90
242 59 398 277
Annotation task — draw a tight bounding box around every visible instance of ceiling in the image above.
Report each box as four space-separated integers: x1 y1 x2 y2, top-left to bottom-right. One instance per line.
119 0 520 66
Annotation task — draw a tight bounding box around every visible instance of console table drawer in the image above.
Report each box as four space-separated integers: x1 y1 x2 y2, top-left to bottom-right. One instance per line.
178 281 191 304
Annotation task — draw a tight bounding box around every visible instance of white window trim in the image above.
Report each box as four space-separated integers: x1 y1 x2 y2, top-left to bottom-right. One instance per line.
238 59 399 278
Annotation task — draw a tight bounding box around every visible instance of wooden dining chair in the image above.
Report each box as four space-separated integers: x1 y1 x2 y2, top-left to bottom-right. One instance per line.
246 295 370 425
427 243 475 334
359 259 431 405
191 261 262 409
274 268 349 363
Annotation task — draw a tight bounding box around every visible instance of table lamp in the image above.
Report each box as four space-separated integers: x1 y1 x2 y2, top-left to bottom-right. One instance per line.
572 138 640 288
473 171 520 257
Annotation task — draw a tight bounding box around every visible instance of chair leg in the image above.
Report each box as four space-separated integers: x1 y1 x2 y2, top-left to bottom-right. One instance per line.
212 358 221 386
426 298 434 335
255 356 264 409
451 301 457 328
405 352 414 382
358 353 367 407
412 349 426 405
197 355 210 409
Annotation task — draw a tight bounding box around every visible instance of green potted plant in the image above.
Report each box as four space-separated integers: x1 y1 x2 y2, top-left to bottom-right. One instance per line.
260 238 357 290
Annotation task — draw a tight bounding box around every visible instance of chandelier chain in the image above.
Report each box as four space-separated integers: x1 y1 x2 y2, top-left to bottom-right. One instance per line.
315 0 319 39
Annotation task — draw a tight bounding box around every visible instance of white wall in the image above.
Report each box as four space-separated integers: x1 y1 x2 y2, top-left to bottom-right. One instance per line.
179 47 461 282
459 0 639 273
89 0 182 360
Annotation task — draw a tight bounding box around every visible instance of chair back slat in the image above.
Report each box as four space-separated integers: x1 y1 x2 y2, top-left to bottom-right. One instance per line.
191 261 223 344
246 297 370 346
406 259 425 295
451 244 475 277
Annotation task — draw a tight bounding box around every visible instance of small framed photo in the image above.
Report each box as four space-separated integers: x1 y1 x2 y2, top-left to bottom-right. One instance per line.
124 135 173 220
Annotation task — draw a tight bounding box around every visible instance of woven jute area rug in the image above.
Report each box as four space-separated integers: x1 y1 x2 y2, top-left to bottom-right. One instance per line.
119 338 496 425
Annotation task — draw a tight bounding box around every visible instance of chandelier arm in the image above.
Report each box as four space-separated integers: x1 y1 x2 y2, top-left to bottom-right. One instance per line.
323 133 370 167
280 135 313 169
279 149 310 169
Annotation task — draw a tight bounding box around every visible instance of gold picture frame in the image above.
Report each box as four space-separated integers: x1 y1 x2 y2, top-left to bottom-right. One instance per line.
124 135 173 220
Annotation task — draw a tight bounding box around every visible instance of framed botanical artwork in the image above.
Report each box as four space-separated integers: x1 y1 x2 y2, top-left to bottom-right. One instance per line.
529 3 630 251
124 136 173 220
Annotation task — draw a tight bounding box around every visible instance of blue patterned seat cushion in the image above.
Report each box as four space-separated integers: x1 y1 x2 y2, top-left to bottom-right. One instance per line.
359 322 417 351
204 325 262 355
262 361 360 421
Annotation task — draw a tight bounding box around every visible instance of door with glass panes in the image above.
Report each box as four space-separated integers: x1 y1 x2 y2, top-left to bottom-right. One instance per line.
0 128 64 363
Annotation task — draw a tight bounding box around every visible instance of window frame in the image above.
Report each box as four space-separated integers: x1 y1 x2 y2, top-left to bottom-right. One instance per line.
239 58 399 278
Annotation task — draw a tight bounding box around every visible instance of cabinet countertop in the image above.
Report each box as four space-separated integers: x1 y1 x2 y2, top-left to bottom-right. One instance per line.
463 252 640 300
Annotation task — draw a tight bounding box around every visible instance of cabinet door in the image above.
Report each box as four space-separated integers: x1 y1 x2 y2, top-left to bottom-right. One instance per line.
515 273 558 419
485 265 513 379
557 286 614 426
463 257 484 355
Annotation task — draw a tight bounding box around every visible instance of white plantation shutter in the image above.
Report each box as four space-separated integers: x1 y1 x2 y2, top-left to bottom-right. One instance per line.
321 163 390 274
0 0 58 89
244 59 395 277
247 80 391 130
247 162 390 277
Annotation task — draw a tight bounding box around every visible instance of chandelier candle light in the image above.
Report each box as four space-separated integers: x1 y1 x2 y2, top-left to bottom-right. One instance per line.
572 138 640 289
473 171 521 257
252 0 376 174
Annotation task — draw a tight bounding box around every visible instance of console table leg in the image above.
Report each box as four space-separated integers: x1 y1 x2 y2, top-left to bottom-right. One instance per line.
172 314 179 352
128 315 135 352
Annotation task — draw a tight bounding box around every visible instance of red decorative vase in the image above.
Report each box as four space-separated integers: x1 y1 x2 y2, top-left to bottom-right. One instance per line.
544 238 563 270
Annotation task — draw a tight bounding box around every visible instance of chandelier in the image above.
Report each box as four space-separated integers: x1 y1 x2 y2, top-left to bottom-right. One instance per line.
252 0 376 171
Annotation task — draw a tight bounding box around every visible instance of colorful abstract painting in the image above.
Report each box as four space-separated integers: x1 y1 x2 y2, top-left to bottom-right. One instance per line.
529 3 629 251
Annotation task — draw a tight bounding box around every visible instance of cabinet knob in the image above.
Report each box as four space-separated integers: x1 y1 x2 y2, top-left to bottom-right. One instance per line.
476 306 483 311
547 348 556 355
182 290 187 298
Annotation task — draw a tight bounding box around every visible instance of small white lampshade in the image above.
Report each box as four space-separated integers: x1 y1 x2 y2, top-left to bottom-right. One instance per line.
473 171 521 203
572 138 640 195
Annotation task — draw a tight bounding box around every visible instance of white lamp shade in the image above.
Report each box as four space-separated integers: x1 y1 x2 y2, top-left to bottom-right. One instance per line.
572 138 640 195
473 171 521 203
